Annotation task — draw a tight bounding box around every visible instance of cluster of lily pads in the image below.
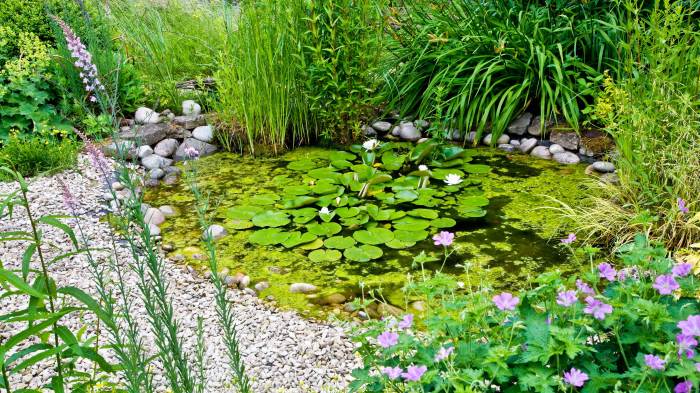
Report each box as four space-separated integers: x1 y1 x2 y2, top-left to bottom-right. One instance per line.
225 139 491 263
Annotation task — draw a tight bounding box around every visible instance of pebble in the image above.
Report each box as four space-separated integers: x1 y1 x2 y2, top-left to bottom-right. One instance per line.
181 100 202 116
553 151 581 165
144 207 166 226
371 121 392 133
531 146 552 160
290 283 318 294
204 224 227 241
519 138 538 154
549 144 565 154
592 161 615 173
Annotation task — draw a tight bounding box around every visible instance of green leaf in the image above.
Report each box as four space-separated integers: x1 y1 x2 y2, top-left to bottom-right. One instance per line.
21 243 36 280
381 151 406 171
343 245 383 262
336 207 360 218
249 193 280 206
248 228 290 245
394 229 429 242
229 219 254 230
463 164 491 174
282 196 319 209
353 228 394 245
393 217 431 231
226 205 263 220
407 209 439 219
0 268 45 298
323 236 357 249
287 159 320 171
306 222 342 236
38 216 77 248
431 217 457 228
282 232 317 248
58 286 114 329
386 239 416 249
251 211 290 227
308 249 342 262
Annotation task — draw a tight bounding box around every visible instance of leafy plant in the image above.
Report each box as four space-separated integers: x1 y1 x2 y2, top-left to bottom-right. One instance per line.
0 134 79 180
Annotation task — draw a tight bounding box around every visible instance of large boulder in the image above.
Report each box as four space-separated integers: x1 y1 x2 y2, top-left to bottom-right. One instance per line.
154 138 179 157
174 138 218 161
192 125 214 143
141 154 172 170
507 112 532 135
120 123 170 146
550 130 580 151
172 115 207 130
134 107 161 124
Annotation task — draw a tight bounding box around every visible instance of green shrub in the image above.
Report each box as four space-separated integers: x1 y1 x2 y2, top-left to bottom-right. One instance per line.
0 0 82 53
0 133 79 179
381 0 624 143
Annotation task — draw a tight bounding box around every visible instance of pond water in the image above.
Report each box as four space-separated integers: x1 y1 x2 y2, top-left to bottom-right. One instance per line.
144 145 589 316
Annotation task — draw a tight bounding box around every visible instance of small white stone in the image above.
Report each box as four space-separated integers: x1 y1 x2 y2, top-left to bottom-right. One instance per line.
182 100 201 116
193 125 214 143
144 207 166 226
137 145 153 158
204 224 227 241
134 107 160 124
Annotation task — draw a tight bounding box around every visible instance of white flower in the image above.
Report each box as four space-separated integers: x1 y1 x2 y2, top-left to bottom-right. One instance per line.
335 196 341 206
444 173 463 186
418 165 428 171
319 207 332 215
362 139 380 151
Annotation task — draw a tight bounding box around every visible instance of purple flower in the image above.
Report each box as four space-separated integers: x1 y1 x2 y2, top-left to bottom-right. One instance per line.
433 231 454 247
381 366 402 380
563 368 589 387
583 296 613 320
598 263 617 281
576 279 595 295
53 17 104 103
398 314 413 330
653 274 679 295
183 146 200 160
678 315 700 336
561 233 577 244
434 346 454 362
673 263 692 278
695 363 700 372
677 334 697 358
556 290 578 307
643 354 666 370
492 292 520 311
401 365 427 382
58 178 79 212
675 381 692 393
678 198 690 215
377 331 399 348
74 129 110 181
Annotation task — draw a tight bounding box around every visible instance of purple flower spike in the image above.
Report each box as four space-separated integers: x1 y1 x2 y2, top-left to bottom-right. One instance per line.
401 365 427 382
653 274 679 295
563 368 588 387
675 381 692 393
678 315 700 336
561 233 577 244
53 17 104 103
376 331 399 348
576 279 595 295
398 314 413 330
672 263 692 278
492 292 519 311
677 334 697 358
643 354 666 370
381 366 402 380
583 296 613 320
598 263 617 281
433 231 454 247
556 290 578 307
678 198 690 215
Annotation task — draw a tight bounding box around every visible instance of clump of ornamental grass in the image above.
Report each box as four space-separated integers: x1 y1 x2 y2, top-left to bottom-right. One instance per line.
351 232 700 392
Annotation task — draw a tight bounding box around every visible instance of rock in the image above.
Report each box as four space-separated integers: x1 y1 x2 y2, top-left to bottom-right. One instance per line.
159 205 178 217
498 144 516 153
137 145 153 159
531 146 552 160
164 166 182 176
134 107 160 124
483 133 509 145
510 139 521 146
174 138 218 161
585 164 596 175
218 268 230 280
579 146 595 157
120 123 170 146
144 207 166 226
238 275 251 289
223 275 237 288
376 302 402 317
162 174 179 186
417 137 429 144
144 178 159 187
507 112 532 135
519 138 538 154
592 161 615 173
102 140 136 159
154 138 179 157
527 116 545 136
141 154 172 170
162 243 175 252
243 288 257 297
362 125 376 137
398 122 421 141
358 311 369 320
371 121 392 133
549 144 565 154
451 129 463 141
466 131 477 143
149 168 165 180
148 224 161 237
600 172 620 184
553 151 580 165
172 115 207 130
391 126 400 137
254 281 270 292
204 224 227 241
319 293 346 305
182 100 201 116
290 283 317 294
111 181 124 191
414 119 429 129
193 125 214 143
550 130 580 151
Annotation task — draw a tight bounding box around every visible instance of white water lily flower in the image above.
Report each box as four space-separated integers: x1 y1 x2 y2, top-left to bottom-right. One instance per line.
319 207 332 215
335 196 342 206
362 139 380 151
444 173 463 186
418 165 428 171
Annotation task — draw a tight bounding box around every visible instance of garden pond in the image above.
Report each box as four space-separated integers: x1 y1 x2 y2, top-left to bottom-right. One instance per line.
144 142 589 316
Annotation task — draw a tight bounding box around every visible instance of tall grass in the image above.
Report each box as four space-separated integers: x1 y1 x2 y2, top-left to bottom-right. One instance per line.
381 0 625 143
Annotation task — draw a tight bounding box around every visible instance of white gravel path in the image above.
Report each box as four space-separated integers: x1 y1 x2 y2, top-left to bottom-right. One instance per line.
0 155 359 392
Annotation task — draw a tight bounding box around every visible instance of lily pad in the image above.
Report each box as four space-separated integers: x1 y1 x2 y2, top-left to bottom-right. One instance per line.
251 211 290 227
336 207 360 218
395 190 419 202
457 207 487 218
431 217 457 228
394 229 429 242
343 245 383 262
229 219 254 230
407 208 439 219
287 159 319 171
283 196 319 209
306 222 342 236
250 193 280 206
340 213 370 227
353 227 394 245
290 208 317 224
393 217 431 231
226 205 263 220
331 159 353 169
312 180 340 195
282 232 318 248
458 195 490 208
309 249 343 262
366 204 406 221
283 185 312 196
299 238 324 250
308 167 340 181
329 151 356 161
324 236 357 249
386 239 416 249
248 228 290 245
463 164 491 174
381 151 406 171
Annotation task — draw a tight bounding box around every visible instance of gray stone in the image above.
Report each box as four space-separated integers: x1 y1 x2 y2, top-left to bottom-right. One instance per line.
498 144 516 153
111 181 124 191
362 125 376 137
417 137 430 144
398 122 421 141
172 115 206 130
162 174 179 186
174 138 218 161
181 100 201 116
149 168 165 180
144 207 165 226
144 178 160 187
450 129 462 141
148 224 161 237
254 281 270 292
531 146 552 160
102 140 136 159
120 123 170 146
519 138 538 154
553 151 580 165
371 121 392 133
600 172 620 184
507 112 532 135
414 119 429 129
466 131 477 143
193 125 214 143
137 145 153 159
134 107 160 124
483 133 509 145
527 116 545 136
391 126 400 137
141 154 172 170
290 283 318 294
159 205 178 217
204 224 227 241
579 146 595 157
550 131 580 151
592 161 615 173
238 275 251 289
510 139 521 146
164 166 182 176
549 144 565 154
154 138 179 157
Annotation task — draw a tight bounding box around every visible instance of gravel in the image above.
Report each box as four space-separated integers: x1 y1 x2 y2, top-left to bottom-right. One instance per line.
0 155 359 392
